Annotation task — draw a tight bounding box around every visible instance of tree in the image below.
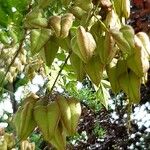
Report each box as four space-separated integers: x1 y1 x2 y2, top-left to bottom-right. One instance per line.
0 0 150 149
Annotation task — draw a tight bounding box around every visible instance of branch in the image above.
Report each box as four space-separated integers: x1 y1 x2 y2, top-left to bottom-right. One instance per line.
0 0 33 89
49 51 72 94
0 29 27 88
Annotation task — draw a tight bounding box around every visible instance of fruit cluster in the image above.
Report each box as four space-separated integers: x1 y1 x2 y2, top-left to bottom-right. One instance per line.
22 0 150 104
13 93 81 150
20 140 35 150
0 133 15 150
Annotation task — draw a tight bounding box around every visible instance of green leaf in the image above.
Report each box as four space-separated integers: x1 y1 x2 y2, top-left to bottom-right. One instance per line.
0 6 9 27
8 0 29 12
56 52 66 61
14 76 29 90
0 30 10 44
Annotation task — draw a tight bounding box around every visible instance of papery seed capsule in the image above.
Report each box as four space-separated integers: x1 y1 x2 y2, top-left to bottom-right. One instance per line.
48 16 61 37
76 26 96 63
105 10 121 30
136 32 150 58
122 0 130 19
6 72 13 83
60 13 75 38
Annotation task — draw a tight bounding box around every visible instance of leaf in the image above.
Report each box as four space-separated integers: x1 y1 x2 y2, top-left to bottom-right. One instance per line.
101 80 111 89
57 53 66 61
9 0 29 13
14 76 29 90
30 29 51 55
0 0 28 27
106 59 121 93
0 30 10 44
0 6 9 27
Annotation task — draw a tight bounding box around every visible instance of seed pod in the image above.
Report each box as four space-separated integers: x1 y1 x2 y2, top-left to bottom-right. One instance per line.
33 104 49 141
76 26 96 63
118 71 141 104
56 95 72 135
116 59 127 78
60 13 75 38
30 29 51 55
48 16 61 37
10 67 17 76
105 10 121 30
13 95 38 140
74 0 93 11
120 25 135 49
6 72 13 83
25 8 43 20
136 32 150 58
50 122 66 150
71 36 83 61
33 100 60 141
19 53 27 65
38 0 52 8
24 8 48 28
122 0 130 19
128 71 141 104
67 97 81 135
110 29 131 54
0 137 7 150
106 59 121 93
43 36 59 67
21 140 35 150
70 52 86 82
61 0 71 6
113 0 122 17
127 35 149 77
84 55 104 86
69 6 86 19
4 133 15 149
99 32 117 65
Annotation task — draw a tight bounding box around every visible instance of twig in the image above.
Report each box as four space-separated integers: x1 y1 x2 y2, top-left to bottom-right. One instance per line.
94 14 109 32
49 51 72 94
11 138 22 149
0 0 33 88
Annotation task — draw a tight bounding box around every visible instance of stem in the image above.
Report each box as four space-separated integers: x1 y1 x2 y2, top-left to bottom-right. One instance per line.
11 138 22 149
94 14 109 32
49 51 72 94
84 3 100 30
